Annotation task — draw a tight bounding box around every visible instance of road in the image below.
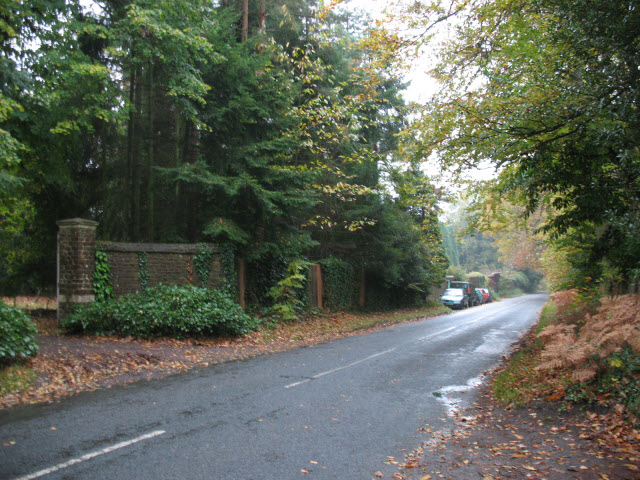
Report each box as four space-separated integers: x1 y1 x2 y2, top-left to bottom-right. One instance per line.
0 294 548 480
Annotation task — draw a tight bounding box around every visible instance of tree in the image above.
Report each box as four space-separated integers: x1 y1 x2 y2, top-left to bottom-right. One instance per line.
388 0 640 286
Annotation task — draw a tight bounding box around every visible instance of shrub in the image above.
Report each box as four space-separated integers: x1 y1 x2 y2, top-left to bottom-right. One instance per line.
446 265 468 282
267 259 310 321
537 292 640 383
468 272 488 287
62 285 259 338
0 301 39 365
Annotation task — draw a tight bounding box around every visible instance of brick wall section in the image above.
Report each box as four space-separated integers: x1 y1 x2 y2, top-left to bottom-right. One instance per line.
57 218 98 321
96 242 222 297
56 217 225 322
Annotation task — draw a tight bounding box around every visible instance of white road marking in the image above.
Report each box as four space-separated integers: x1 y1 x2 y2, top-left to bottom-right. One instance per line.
13 430 166 480
285 349 396 388
285 303 519 389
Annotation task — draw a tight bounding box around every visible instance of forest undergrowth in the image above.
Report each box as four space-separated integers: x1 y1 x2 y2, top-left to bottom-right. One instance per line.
494 290 640 428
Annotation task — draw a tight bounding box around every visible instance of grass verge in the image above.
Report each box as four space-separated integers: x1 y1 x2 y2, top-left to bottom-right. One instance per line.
0 363 36 398
492 299 568 407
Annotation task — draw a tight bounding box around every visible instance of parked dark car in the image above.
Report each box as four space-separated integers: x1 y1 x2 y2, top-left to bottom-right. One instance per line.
449 281 477 306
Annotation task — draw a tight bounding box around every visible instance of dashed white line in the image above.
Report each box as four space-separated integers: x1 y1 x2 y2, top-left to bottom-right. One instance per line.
285 349 396 388
13 430 166 480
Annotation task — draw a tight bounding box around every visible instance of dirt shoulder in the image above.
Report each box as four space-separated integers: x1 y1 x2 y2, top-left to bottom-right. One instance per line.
392 384 640 480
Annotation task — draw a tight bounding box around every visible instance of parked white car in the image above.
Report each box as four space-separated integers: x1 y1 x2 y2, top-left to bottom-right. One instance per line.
440 288 468 309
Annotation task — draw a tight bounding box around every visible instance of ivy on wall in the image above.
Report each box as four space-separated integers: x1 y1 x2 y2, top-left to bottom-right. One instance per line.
93 249 113 302
138 252 149 290
320 257 356 310
219 243 237 294
194 243 217 288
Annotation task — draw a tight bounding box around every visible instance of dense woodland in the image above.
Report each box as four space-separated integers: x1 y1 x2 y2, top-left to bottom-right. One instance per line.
0 0 448 307
2 0 640 304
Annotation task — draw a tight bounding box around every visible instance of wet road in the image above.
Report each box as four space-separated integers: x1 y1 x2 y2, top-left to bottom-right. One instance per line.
0 294 548 480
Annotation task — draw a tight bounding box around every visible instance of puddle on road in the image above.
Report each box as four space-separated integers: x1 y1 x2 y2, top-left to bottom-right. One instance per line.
432 375 484 420
473 329 513 355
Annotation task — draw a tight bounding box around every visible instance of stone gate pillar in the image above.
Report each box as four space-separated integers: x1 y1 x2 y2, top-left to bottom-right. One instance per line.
57 218 98 322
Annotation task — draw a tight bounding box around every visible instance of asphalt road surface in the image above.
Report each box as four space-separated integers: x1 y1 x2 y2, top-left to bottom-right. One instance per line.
0 294 548 480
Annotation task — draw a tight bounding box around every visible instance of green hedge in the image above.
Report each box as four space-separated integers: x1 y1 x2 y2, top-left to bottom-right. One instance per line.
62 284 259 338
320 257 356 310
0 301 39 365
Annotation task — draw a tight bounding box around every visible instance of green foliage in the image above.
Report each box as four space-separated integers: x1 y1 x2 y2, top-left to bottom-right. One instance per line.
502 268 544 294
440 223 460 267
0 301 39 365
510 272 531 292
93 250 113 303
446 265 468 282
62 284 258 338
137 252 149 290
401 0 640 286
320 257 355 310
468 272 487 288
219 242 238 294
268 259 311 321
193 243 216 288
362 201 448 309
1 0 445 313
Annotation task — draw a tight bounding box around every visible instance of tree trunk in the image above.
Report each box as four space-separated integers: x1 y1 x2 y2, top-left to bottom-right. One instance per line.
126 67 138 240
146 61 155 241
242 0 249 42
258 0 266 32
132 66 142 241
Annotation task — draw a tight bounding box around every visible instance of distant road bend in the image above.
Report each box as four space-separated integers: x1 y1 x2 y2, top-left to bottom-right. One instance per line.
0 294 548 480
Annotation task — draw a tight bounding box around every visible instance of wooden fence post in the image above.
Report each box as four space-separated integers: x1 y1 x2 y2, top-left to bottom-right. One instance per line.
359 267 366 308
309 263 323 309
238 259 246 310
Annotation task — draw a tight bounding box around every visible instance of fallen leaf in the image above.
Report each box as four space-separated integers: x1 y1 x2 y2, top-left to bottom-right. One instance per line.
523 465 537 471
301 469 309 474
374 471 384 478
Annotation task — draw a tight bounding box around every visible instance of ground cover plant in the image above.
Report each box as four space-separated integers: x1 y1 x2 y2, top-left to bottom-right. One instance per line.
61 285 259 339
